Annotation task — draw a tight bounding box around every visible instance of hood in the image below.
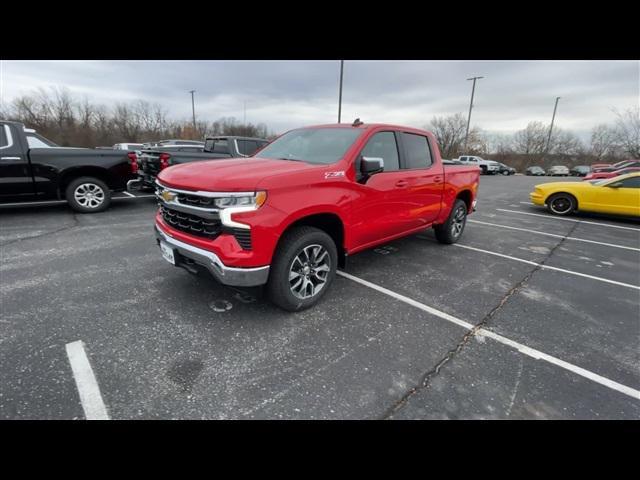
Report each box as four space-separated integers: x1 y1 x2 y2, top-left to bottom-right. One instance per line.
156 157 321 191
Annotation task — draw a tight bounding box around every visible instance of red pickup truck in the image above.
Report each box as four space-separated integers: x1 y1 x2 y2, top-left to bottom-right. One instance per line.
154 122 480 311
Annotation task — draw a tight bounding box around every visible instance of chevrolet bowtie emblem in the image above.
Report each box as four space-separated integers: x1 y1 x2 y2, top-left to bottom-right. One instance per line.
161 190 176 202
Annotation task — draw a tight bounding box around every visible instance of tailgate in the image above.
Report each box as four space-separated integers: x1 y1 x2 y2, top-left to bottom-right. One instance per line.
139 150 161 176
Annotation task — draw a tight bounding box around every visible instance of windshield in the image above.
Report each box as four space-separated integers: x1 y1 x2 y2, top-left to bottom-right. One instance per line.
257 128 363 164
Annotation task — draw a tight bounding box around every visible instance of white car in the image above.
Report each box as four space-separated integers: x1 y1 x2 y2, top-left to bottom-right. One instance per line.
113 142 144 151
454 155 500 175
548 165 569 176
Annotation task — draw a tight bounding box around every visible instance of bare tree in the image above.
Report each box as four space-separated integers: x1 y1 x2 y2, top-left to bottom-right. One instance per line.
427 113 467 159
513 121 548 156
613 107 640 158
589 124 619 161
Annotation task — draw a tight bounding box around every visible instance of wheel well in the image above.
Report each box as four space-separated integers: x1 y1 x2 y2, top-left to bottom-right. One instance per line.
456 190 473 212
281 213 346 268
545 191 578 209
59 168 112 198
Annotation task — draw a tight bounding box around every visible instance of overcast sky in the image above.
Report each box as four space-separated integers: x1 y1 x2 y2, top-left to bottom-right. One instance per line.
1 60 638 140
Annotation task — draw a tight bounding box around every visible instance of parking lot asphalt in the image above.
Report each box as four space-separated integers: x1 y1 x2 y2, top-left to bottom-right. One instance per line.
1 177 639 419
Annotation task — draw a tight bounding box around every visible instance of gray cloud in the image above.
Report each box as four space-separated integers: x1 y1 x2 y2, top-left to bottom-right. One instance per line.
1 60 637 140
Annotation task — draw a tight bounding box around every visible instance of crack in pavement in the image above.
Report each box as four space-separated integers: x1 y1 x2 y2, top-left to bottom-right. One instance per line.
380 220 581 420
0 213 80 248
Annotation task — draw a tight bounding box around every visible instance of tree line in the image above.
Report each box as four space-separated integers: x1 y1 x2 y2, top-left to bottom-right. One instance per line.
428 108 639 171
0 87 275 147
1 87 638 172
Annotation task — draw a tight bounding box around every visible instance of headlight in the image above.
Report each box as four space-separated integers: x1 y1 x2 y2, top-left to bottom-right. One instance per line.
214 191 267 209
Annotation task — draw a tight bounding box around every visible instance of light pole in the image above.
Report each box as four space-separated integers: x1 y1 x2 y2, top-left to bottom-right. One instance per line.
189 90 196 132
338 60 344 123
464 76 484 151
545 96 561 154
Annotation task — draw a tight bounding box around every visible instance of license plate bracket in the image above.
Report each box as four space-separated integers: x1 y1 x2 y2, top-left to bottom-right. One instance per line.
160 241 176 265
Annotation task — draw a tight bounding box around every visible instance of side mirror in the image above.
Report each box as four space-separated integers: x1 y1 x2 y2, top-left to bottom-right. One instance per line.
361 156 384 175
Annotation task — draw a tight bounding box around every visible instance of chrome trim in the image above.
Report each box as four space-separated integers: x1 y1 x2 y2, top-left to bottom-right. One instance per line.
157 197 220 219
1 156 21 161
155 180 255 198
234 139 249 157
155 224 269 287
0 125 14 150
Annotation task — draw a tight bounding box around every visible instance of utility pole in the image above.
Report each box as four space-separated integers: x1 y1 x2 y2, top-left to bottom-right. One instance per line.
189 90 196 132
545 96 561 154
338 60 344 123
464 76 484 152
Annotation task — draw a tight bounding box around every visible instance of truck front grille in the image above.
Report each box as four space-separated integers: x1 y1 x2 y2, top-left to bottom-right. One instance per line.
177 192 216 208
160 204 222 239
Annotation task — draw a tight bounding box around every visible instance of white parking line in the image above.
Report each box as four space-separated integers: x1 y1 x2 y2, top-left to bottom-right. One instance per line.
468 219 640 252
337 271 640 401
496 208 640 232
453 243 640 290
519 202 534 205
65 340 110 420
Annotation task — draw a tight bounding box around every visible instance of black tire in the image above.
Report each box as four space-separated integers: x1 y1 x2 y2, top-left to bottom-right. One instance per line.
480 165 487 175
434 199 468 244
501 170 509 176
266 226 338 312
65 176 111 213
546 192 576 216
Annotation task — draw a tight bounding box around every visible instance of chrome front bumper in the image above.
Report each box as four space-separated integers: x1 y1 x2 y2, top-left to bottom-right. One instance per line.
154 225 270 287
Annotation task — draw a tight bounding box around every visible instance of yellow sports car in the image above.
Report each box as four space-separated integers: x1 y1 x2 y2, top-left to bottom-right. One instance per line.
530 172 640 217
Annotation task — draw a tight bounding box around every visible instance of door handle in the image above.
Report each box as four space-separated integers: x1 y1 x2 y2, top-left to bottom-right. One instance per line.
395 180 408 187
434 176 443 183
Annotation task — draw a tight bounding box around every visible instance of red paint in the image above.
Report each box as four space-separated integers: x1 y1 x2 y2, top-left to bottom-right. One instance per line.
583 167 640 180
128 152 138 174
157 123 480 268
159 153 170 170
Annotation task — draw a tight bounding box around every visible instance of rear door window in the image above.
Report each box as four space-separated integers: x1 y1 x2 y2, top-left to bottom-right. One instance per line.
0 125 11 149
237 140 259 156
400 133 432 169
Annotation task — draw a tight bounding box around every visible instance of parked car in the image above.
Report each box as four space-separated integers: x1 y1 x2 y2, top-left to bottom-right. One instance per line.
497 163 516 175
0 120 135 213
144 139 205 148
453 155 500 175
570 165 591 176
129 136 269 191
113 142 144 151
442 159 463 165
591 160 640 174
530 172 640 217
583 166 640 181
526 166 546 176
154 122 481 311
547 165 569 176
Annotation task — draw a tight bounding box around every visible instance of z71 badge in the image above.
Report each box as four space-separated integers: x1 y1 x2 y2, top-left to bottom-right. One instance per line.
324 171 345 179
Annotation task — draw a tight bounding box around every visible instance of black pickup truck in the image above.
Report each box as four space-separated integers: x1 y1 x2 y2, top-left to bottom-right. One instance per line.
0 120 135 213
129 135 269 191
